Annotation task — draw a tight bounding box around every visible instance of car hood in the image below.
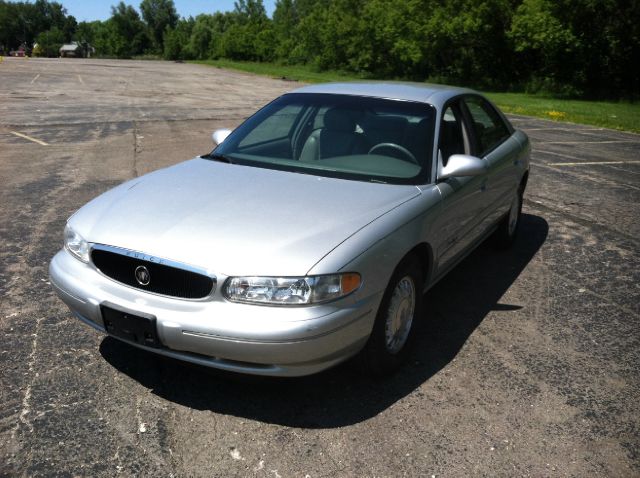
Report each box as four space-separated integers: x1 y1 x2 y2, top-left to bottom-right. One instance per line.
70 158 420 276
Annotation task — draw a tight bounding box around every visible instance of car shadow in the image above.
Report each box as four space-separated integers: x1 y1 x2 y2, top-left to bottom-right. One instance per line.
100 213 548 428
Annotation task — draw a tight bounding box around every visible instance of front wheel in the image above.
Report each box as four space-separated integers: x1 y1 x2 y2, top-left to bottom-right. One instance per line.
358 258 423 376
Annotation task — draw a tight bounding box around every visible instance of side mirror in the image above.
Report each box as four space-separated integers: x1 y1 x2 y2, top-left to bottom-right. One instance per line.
438 154 487 181
212 128 232 146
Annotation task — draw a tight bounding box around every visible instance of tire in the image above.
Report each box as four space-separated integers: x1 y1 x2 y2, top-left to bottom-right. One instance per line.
494 188 523 249
358 257 423 376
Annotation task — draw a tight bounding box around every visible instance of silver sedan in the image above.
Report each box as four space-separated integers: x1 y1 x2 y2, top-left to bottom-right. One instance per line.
49 82 530 377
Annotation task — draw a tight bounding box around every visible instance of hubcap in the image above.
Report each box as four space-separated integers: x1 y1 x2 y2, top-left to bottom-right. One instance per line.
508 195 520 236
384 276 416 354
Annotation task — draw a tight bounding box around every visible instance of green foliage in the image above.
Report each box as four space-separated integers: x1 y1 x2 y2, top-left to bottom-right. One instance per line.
187 15 214 60
75 21 95 45
107 2 150 58
234 0 269 22
140 0 178 52
84 20 113 57
191 58 640 133
509 0 581 95
33 26 64 56
0 0 636 99
164 1 274 62
508 0 640 98
218 0 272 61
0 0 74 52
162 17 193 60
61 15 76 42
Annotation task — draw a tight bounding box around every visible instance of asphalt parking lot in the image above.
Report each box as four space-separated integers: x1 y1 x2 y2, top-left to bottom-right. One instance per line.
1 58 638 477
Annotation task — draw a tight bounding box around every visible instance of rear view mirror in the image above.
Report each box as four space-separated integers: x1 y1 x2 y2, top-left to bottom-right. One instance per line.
212 129 232 146
438 154 487 181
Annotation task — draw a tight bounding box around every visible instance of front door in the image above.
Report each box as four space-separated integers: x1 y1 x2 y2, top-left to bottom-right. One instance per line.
433 102 489 273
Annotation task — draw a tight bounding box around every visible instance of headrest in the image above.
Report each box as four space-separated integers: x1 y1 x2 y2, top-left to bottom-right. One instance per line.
324 108 356 132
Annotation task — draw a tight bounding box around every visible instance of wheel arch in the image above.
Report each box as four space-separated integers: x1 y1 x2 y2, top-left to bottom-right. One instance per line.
400 242 434 287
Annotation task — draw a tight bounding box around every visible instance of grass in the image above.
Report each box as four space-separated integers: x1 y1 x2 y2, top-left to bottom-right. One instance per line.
190 59 365 83
191 59 639 134
485 92 639 134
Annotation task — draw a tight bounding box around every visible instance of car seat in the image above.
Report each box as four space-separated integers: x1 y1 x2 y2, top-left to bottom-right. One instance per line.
299 108 368 161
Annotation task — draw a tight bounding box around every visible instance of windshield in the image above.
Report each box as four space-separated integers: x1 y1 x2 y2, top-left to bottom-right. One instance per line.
212 93 435 184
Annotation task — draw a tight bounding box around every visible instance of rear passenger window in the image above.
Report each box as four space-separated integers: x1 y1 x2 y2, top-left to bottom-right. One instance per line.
464 97 510 155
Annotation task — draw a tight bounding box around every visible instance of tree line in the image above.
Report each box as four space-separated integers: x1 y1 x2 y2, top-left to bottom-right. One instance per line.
1 0 637 99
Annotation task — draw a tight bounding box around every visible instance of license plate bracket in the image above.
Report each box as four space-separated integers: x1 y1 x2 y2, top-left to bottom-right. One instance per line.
100 302 161 348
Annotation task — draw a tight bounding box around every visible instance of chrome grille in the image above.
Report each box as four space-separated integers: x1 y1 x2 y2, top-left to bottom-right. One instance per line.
91 245 215 299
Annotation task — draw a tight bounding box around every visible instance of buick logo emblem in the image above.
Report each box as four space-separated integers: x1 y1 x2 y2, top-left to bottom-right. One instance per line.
135 265 151 286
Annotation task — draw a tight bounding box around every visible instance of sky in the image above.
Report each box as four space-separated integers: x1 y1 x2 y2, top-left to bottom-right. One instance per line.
59 0 277 22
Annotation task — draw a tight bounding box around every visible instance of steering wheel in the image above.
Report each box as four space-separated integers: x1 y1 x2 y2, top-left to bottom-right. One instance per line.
368 143 418 164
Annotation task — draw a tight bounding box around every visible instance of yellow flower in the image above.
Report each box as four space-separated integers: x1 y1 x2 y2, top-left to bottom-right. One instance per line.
547 110 567 119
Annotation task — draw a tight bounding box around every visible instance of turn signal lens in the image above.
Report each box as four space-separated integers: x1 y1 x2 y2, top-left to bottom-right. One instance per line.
341 273 361 295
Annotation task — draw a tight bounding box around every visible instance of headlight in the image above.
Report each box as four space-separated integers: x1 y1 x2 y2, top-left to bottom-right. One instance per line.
64 224 90 262
224 273 361 305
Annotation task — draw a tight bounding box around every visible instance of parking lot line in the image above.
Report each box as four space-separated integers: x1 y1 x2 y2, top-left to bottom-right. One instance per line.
10 131 49 146
523 127 605 132
30 74 40 84
548 160 640 166
544 140 637 144
534 149 583 161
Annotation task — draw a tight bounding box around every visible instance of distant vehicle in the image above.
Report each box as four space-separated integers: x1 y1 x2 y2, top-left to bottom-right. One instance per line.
50 82 530 377
9 45 26 57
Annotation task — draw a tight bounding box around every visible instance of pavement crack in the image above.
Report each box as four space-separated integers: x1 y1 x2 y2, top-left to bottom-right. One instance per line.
13 316 44 437
132 121 140 178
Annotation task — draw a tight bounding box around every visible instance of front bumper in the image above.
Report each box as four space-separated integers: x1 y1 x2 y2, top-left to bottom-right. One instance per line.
49 249 381 376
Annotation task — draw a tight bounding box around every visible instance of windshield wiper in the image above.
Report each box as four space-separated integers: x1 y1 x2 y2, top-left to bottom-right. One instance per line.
204 153 235 164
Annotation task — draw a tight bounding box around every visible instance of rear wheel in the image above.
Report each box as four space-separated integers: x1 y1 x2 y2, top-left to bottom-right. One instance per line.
494 188 523 249
358 258 423 376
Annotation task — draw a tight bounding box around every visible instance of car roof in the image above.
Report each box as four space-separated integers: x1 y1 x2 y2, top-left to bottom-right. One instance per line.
289 81 476 109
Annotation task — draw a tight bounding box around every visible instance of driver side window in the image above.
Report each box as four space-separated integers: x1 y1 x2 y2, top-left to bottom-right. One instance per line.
438 105 469 166
239 104 303 149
